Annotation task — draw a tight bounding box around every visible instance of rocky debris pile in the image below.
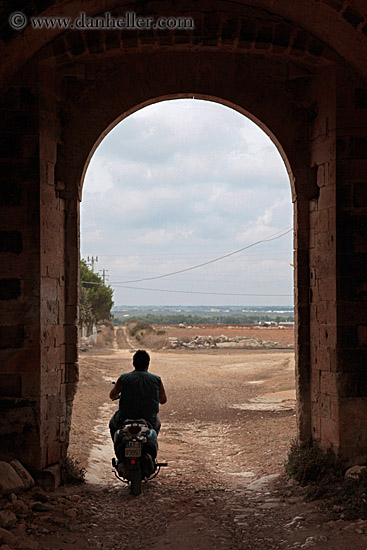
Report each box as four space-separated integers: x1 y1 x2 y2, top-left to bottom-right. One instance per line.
79 336 94 352
166 334 287 350
0 459 88 550
0 460 39 549
344 465 367 479
0 461 35 496
79 324 114 352
0 488 87 550
2 457 367 550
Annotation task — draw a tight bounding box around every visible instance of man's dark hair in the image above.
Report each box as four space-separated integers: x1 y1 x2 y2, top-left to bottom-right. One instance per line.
133 349 150 371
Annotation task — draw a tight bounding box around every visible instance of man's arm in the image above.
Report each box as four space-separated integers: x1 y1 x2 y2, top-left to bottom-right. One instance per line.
110 378 121 401
159 381 167 404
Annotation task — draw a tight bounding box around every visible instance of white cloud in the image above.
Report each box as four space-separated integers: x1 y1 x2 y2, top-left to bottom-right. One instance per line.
81 99 293 305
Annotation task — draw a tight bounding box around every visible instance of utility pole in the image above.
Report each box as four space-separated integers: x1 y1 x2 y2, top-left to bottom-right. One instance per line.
99 268 109 285
87 255 98 273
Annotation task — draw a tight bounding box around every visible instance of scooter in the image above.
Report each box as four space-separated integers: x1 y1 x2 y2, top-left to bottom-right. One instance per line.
112 418 167 495
110 381 167 495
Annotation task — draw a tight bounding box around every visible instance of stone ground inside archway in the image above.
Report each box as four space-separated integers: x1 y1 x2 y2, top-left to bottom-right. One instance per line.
3 339 367 550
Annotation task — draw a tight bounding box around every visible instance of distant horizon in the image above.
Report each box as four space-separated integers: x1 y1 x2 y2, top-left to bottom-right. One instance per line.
112 304 294 309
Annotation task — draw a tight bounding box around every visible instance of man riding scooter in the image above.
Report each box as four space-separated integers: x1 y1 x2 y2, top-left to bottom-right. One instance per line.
109 349 167 452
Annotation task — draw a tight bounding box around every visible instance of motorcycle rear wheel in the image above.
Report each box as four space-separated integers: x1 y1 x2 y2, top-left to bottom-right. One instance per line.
130 463 142 495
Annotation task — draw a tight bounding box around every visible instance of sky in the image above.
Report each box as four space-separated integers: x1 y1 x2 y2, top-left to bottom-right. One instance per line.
81 99 294 307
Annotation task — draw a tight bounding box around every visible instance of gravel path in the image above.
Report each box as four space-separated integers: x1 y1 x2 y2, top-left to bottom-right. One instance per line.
2 334 367 549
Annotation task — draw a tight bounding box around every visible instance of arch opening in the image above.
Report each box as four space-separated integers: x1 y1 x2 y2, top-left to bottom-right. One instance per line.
71 98 296 482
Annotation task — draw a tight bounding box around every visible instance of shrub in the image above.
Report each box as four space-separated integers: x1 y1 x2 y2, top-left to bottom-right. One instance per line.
286 439 344 486
331 468 367 519
64 456 86 484
286 440 367 519
128 321 154 338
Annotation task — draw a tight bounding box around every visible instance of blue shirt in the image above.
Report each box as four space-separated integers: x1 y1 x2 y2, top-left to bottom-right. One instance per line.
118 370 161 426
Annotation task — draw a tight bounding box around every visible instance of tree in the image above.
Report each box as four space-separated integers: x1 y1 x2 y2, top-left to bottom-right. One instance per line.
80 259 114 323
79 286 94 330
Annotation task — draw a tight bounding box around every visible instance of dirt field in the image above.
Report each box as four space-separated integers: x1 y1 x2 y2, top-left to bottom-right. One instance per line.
5 327 367 550
70 346 296 478
151 324 294 347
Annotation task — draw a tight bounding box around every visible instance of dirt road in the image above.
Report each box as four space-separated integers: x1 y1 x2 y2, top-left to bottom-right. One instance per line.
70 347 297 481
5 335 367 550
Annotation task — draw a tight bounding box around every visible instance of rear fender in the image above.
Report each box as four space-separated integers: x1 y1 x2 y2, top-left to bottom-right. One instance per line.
127 459 141 471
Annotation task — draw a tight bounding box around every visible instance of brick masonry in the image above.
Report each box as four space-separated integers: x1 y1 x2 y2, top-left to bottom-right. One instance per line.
0 1 367 471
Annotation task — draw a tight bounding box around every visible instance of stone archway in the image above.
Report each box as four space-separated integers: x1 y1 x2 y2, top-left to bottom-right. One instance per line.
1 1 366 475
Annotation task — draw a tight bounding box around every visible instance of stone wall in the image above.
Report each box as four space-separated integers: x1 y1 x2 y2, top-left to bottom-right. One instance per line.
308 66 367 461
0 64 78 471
1 0 367 471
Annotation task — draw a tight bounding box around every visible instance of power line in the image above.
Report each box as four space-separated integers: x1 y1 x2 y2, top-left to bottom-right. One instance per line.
110 285 292 297
109 226 293 285
109 251 292 272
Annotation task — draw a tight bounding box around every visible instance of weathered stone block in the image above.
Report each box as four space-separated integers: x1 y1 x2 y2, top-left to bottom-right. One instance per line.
61 343 77 363
320 371 338 396
65 363 79 384
318 393 332 418
104 30 121 51
335 348 367 373
255 25 273 49
0 182 22 206
342 6 364 28
41 324 60 349
358 325 367 346
45 300 59 324
352 182 367 209
340 398 367 449
221 18 237 44
310 368 320 401
0 325 24 349
0 374 21 397
320 416 340 449
0 462 24 494
21 373 40 398
46 439 61 464
0 231 22 253
66 31 86 56
40 370 60 396
338 302 367 324
9 459 34 489
0 279 21 301
65 382 77 402
20 87 37 107
318 184 336 210
351 136 367 159
64 324 77 344
311 413 321 438
36 463 60 491
65 305 78 325
0 509 17 529
318 277 337 301
238 18 255 46
345 465 367 478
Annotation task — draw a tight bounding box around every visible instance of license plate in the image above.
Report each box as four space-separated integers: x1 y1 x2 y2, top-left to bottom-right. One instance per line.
125 442 142 458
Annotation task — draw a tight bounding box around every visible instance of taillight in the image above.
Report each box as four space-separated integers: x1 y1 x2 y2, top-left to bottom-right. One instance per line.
145 429 150 436
128 425 141 435
131 459 136 465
